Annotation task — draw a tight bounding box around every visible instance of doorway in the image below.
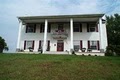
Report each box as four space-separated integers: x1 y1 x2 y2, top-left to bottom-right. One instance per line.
57 40 64 51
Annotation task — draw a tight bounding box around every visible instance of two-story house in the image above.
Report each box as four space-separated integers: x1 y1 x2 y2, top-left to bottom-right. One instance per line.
16 14 108 54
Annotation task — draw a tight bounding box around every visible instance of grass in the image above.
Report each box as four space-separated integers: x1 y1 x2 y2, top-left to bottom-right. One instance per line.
0 53 120 80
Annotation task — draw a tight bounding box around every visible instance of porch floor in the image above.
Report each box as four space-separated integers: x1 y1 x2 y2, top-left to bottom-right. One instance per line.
17 51 105 56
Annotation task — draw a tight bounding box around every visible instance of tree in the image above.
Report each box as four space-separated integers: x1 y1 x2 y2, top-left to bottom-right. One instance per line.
0 36 8 53
106 14 120 56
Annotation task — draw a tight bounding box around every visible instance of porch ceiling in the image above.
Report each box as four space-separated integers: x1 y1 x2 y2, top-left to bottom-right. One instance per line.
18 14 104 23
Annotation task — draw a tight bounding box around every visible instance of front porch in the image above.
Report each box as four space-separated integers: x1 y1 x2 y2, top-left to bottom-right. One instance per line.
18 51 105 56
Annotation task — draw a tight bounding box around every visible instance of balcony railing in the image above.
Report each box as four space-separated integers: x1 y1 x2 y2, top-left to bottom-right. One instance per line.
51 30 68 39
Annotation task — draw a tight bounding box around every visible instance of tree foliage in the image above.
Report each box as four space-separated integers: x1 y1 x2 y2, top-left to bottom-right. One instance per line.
106 14 120 45
106 14 120 56
0 36 8 53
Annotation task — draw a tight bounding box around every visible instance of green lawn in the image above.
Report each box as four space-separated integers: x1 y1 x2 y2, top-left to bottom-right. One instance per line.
0 53 120 80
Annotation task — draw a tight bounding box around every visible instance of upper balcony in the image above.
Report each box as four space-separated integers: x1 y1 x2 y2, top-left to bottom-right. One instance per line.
51 30 68 39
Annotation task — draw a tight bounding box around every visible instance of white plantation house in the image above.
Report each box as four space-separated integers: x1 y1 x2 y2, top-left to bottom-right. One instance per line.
16 14 108 55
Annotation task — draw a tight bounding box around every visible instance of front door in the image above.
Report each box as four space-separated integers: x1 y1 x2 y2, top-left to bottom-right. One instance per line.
57 40 64 51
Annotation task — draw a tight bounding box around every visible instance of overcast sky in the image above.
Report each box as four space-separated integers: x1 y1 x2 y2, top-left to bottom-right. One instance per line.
0 0 120 52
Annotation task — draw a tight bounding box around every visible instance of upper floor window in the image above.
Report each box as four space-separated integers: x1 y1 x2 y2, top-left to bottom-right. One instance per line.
87 23 98 32
26 24 36 33
58 24 63 30
73 23 82 32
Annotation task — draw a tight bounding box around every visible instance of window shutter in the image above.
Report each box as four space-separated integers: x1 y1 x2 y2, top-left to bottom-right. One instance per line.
26 25 28 33
24 40 26 50
48 23 51 33
97 41 100 50
96 24 98 32
40 24 42 33
39 40 41 49
80 40 82 49
32 41 34 49
80 24 82 32
87 23 89 32
47 40 50 51
88 40 90 49
34 24 36 33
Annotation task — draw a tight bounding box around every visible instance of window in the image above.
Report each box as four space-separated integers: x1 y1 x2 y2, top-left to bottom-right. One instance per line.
26 24 36 33
87 23 98 32
73 40 80 51
24 40 34 50
58 24 63 30
39 40 50 51
89 24 96 32
90 41 97 49
73 23 82 32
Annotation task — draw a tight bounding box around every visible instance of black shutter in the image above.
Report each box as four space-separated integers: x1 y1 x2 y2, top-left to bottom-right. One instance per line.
80 23 82 32
34 24 36 33
32 41 34 49
48 23 51 33
96 24 98 32
40 24 42 33
26 24 28 33
39 40 41 49
88 40 90 49
97 41 100 50
80 40 82 49
24 40 26 50
87 23 89 32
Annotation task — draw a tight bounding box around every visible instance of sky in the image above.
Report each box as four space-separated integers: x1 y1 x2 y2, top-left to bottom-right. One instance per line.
0 0 120 52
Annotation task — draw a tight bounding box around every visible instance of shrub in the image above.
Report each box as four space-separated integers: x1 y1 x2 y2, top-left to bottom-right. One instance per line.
105 45 120 56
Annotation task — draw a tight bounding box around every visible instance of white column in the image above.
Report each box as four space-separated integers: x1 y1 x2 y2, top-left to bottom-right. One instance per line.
17 20 22 49
43 19 48 53
99 18 103 50
70 18 73 51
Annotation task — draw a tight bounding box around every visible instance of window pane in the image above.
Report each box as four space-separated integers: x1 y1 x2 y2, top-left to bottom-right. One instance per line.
27 24 35 33
90 27 95 32
89 23 96 32
26 41 33 49
74 45 79 51
90 41 97 49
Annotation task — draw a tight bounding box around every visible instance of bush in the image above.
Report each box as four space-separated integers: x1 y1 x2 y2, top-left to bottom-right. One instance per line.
105 45 120 56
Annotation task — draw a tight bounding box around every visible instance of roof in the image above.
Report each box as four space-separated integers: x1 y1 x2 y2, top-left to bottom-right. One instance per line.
18 14 104 20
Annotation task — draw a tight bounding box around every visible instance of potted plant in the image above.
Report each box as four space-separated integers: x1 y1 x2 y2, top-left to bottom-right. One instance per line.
81 48 86 52
28 47 33 52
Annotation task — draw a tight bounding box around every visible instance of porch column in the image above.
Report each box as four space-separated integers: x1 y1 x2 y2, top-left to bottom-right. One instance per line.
43 19 48 53
70 18 73 52
17 19 22 50
99 18 103 50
